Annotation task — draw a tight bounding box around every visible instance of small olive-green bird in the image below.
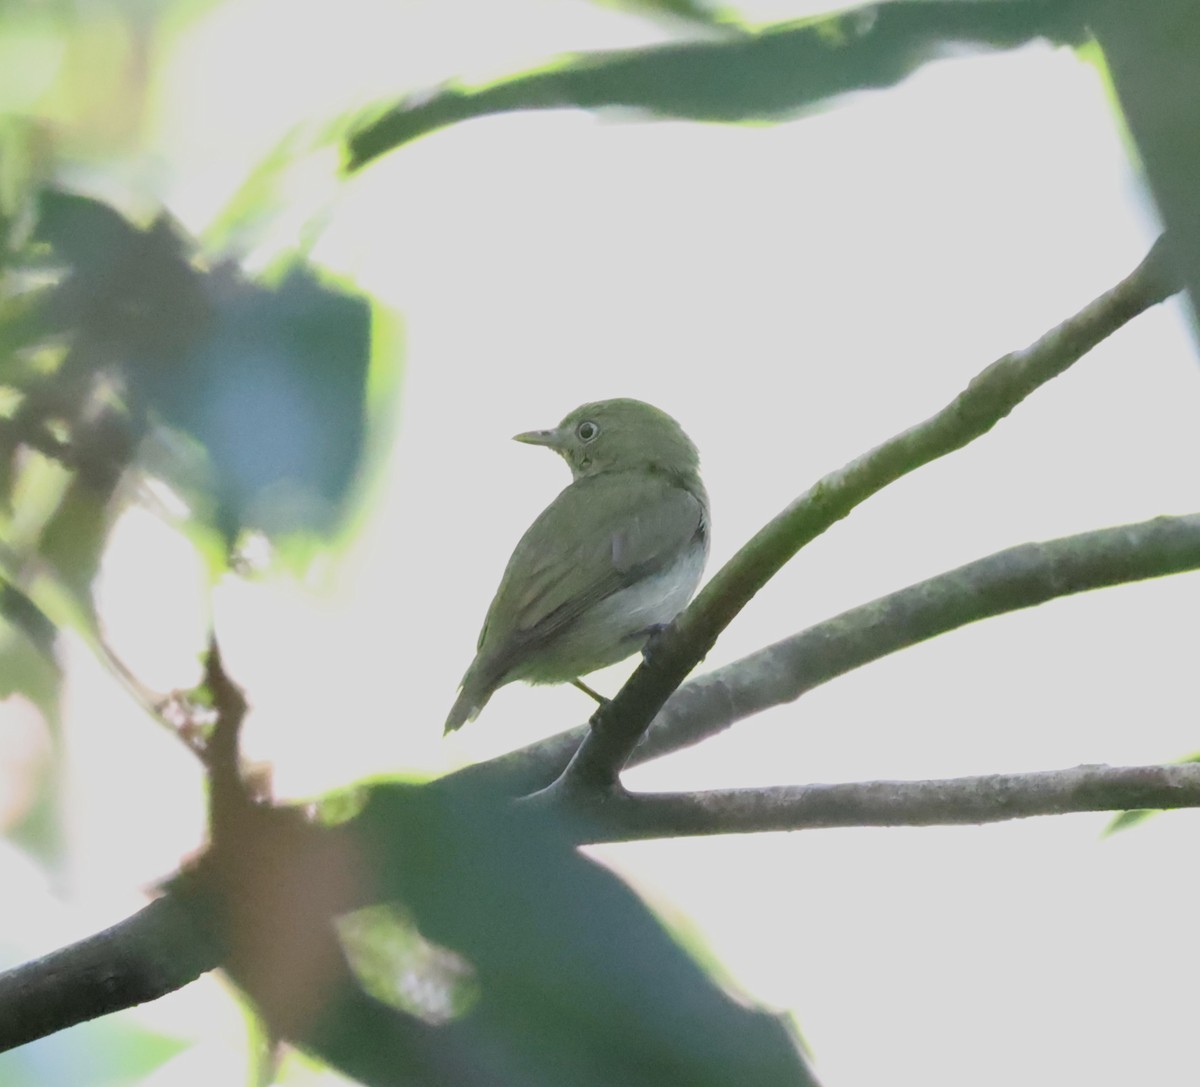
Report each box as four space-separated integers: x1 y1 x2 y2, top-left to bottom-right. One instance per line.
444 398 709 733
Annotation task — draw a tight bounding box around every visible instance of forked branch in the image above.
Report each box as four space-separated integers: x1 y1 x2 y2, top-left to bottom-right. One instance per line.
548 238 1181 794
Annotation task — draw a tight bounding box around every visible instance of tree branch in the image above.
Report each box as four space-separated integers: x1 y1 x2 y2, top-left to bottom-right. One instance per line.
544 236 1180 796
7 755 1198 1052
570 762 1200 842
0 891 223 1052
458 511 1200 797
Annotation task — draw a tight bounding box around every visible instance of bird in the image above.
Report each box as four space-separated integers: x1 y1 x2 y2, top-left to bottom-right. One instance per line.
444 398 709 733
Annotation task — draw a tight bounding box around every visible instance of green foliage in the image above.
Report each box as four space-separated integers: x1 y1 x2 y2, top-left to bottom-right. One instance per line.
0 582 59 748
0 177 379 836
25 189 374 540
348 781 818 1086
0 186 376 617
1088 0 1200 330
347 0 1088 167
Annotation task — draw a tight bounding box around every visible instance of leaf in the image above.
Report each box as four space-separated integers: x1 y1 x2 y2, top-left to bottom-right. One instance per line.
141 264 373 540
1103 808 1155 835
0 118 51 240
29 190 377 544
0 582 60 729
36 476 114 618
0 579 56 661
347 0 1088 166
32 188 142 278
351 782 820 1087
1089 0 1200 329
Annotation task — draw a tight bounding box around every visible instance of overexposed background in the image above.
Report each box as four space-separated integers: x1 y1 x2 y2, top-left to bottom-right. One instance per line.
5 1 1200 1084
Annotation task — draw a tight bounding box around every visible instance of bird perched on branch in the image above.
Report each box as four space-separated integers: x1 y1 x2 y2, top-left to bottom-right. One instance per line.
444 398 709 734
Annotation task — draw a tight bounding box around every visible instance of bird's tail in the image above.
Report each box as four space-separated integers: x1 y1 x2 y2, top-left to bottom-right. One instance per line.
445 650 509 733
443 686 484 734
444 663 500 733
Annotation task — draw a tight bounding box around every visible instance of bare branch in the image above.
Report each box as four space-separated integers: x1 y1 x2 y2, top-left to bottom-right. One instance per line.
635 512 1200 760
572 762 1200 843
547 237 1180 795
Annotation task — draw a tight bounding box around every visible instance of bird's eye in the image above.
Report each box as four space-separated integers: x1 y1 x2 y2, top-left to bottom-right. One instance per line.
576 420 599 442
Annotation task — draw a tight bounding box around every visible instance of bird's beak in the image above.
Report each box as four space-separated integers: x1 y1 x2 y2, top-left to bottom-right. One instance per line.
513 426 568 450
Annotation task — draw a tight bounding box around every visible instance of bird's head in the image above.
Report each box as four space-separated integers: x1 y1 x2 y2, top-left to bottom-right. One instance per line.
514 398 700 482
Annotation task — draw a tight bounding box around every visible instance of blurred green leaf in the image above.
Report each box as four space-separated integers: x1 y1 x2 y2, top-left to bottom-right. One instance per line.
146 264 372 540
0 575 60 856
36 476 112 615
0 580 56 662
0 118 50 248
1089 0 1200 329
0 589 60 780
347 0 1088 167
350 782 818 1087
27 189 376 544
33 188 144 279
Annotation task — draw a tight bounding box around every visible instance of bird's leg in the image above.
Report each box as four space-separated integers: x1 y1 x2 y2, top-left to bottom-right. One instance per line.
571 678 611 730
572 678 610 706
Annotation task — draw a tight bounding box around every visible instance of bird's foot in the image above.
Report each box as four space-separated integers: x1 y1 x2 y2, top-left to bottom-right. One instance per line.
640 623 671 667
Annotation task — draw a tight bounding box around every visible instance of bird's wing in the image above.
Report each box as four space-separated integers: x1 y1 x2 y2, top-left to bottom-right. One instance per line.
477 472 706 659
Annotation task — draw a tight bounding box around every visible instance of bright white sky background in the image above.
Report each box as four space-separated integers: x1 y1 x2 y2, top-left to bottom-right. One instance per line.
5 0 1200 1084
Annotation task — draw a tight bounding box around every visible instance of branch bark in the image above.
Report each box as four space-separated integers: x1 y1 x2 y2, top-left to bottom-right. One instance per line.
569 762 1200 842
